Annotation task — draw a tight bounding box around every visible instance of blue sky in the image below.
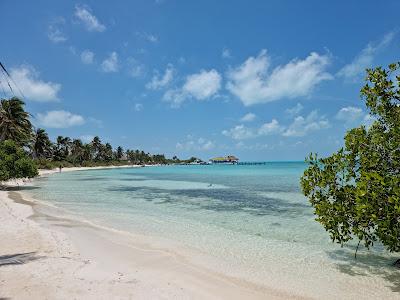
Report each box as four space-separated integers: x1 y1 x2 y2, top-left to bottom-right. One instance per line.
1 0 399 161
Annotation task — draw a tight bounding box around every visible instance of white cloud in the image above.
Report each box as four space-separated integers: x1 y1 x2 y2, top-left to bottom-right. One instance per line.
240 112 256 122
337 32 395 80
9 66 61 102
74 5 106 32
162 89 186 108
222 48 232 59
182 69 221 100
222 125 255 140
37 110 85 128
134 103 143 111
127 58 145 78
145 34 158 43
81 50 94 64
335 106 364 123
258 119 283 136
222 119 283 140
226 50 332 106
101 52 119 72
176 136 215 151
146 65 174 89
47 18 67 43
285 103 304 116
163 69 222 107
283 111 330 137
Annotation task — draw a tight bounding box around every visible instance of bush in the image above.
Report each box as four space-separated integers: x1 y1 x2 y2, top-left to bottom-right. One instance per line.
0 140 38 182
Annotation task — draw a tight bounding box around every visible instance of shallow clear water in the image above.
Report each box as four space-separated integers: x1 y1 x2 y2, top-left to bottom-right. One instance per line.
26 163 399 298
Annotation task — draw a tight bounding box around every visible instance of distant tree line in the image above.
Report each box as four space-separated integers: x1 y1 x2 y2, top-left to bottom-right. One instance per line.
0 96 197 181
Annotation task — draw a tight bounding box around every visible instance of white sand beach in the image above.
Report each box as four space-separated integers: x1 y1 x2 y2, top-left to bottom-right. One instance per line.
0 168 293 300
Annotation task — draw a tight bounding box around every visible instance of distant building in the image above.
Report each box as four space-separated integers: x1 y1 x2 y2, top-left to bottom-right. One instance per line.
209 155 239 164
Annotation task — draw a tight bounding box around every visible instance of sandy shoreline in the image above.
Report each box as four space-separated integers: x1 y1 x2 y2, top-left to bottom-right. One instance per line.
0 167 294 299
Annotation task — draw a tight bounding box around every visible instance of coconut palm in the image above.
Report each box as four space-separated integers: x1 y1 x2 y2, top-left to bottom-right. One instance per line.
31 128 52 159
82 143 92 161
116 146 124 160
104 143 113 161
0 97 32 144
53 136 71 161
91 136 102 160
71 139 85 164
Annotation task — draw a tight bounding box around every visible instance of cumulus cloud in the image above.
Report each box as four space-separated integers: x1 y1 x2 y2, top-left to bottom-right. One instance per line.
222 119 283 140
176 136 215 151
9 66 61 102
183 69 222 100
101 52 119 72
335 106 364 123
81 50 94 64
146 65 174 89
74 5 106 32
37 110 85 128
226 50 332 106
337 32 395 80
283 111 330 137
285 103 304 116
163 69 222 107
240 113 256 122
47 17 67 43
258 119 283 136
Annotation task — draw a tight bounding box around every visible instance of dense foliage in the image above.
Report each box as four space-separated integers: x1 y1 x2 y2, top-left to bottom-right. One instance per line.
0 140 38 181
301 63 400 255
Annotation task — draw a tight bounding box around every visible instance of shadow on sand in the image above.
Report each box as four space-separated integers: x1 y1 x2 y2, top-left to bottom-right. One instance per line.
328 248 400 293
0 252 43 267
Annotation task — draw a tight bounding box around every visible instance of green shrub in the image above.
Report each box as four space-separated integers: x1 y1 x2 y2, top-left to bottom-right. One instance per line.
0 140 38 182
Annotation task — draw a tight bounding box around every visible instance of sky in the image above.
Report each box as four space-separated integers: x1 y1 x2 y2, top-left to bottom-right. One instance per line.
1 0 399 161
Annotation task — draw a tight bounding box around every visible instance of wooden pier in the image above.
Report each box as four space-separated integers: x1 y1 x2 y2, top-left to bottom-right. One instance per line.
237 162 267 165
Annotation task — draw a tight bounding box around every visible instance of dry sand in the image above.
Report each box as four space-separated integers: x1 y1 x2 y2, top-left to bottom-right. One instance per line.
0 167 296 299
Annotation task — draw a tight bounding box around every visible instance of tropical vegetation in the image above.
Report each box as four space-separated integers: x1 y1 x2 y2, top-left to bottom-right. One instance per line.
301 62 400 256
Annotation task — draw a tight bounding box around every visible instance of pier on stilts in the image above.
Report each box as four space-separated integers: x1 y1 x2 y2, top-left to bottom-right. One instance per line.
237 162 267 165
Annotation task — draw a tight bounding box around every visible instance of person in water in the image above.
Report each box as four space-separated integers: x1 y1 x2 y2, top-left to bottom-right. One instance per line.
59 165 62 172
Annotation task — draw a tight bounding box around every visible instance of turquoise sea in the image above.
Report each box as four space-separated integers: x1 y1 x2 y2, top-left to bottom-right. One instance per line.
26 163 399 298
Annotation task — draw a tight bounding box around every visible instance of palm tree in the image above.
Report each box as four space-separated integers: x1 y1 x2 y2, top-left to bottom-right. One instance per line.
91 136 102 161
82 143 92 161
53 136 71 161
71 139 84 164
0 97 32 144
31 128 52 159
104 143 113 161
116 146 124 160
